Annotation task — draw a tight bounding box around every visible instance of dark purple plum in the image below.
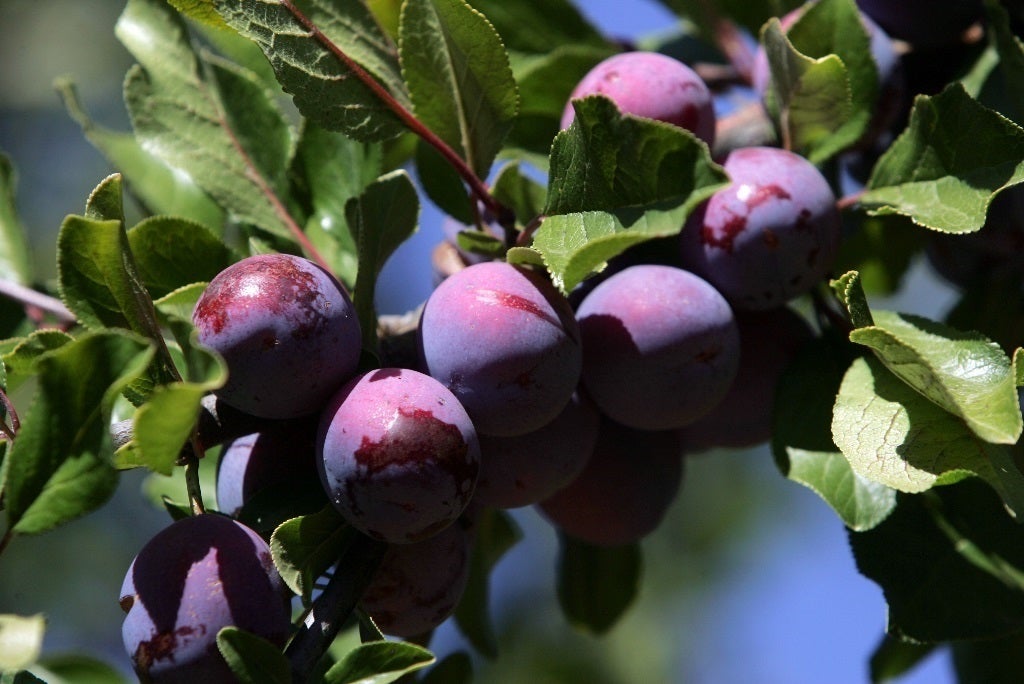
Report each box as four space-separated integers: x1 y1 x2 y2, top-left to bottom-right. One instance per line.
418 261 582 437
680 306 814 451
474 392 600 509
679 147 840 311
192 253 361 419
575 265 740 431
318 368 480 544
537 419 684 546
856 0 981 47
119 515 290 683
561 51 716 146
359 522 471 638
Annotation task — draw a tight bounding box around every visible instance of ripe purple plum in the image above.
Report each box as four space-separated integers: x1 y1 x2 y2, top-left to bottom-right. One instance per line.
119 515 290 683
560 51 716 146
318 368 480 544
359 522 472 638
418 261 582 437
856 0 981 47
680 306 814 451
575 264 740 431
192 253 361 419
679 146 840 311
537 419 684 546
474 392 600 509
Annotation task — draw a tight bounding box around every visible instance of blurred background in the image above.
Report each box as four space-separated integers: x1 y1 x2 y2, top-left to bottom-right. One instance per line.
0 0 959 682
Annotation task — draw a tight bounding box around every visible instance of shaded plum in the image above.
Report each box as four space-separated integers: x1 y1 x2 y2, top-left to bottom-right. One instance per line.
192 253 361 419
537 419 684 546
418 261 582 437
679 147 840 311
318 368 480 544
576 265 740 431
359 522 472 638
119 515 290 683
561 51 716 147
856 0 982 47
474 392 600 509
680 306 815 451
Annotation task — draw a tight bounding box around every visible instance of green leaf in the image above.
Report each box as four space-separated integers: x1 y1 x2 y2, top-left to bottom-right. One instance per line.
0 154 33 286
656 0 804 40
118 0 297 239
556 535 641 635
418 652 472 684
2 331 154 534
454 508 522 658
1 330 74 392
323 641 435 684
863 84 1024 233
0 672 44 684
982 0 1024 125
346 170 419 353
128 216 235 299
0 614 45 672
213 0 411 142
869 634 936 684
169 0 230 30
217 627 291 684
545 96 727 215
56 79 226 233
832 356 1024 517
830 270 874 327
400 0 519 178
953 631 1024 684
492 161 546 227
832 214 925 296
35 654 130 684
850 480 1024 641
270 506 350 603
772 336 896 531
463 0 609 54
415 140 474 224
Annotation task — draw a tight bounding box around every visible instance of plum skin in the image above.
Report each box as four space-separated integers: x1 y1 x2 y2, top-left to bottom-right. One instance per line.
679 146 840 311
119 515 290 683
192 253 361 419
575 264 740 431
317 368 481 544
561 51 716 147
418 261 582 437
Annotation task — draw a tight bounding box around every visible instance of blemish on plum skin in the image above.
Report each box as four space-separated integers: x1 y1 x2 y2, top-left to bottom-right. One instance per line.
134 625 200 670
702 184 792 253
473 288 563 330
353 407 472 480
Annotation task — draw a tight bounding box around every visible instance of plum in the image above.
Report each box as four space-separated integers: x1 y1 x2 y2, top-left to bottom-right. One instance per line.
317 368 480 544
192 253 361 419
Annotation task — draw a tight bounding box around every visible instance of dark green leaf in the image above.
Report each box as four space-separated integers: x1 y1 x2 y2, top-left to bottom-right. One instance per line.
128 216 235 298
415 140 474 224
418 652 473 684
0 614 45 672
492 161 546 227
869 633 936 683
1 330 74 392
270 506 350 603
323 641 435 684
213 0 411 142
983 0 1024 125
454 230 504 258
863 84 1024 233
952 631 1024 684
36 653 131 684
556 535 641 635
832 214 925 296
464 0 609 54
0 154 33 285
454 508 522 657
656 0 804 40
217 627 291 684
0 672 45 684
2 331 154 534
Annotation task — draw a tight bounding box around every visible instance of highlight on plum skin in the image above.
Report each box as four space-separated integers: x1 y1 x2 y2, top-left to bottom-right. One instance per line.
418 261 583 437
679 146 841 311
575 264 740 432
192 253 362 420
119 514 290 684
317 368 481 544
560 51 716 147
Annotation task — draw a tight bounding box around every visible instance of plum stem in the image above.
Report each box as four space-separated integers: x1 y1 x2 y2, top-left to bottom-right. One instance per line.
0 529 12 560
837 190 866 212
184 435 207 516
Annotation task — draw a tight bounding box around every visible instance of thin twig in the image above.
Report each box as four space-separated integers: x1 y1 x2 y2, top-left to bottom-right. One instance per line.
837 190 866 212
0 278 75 324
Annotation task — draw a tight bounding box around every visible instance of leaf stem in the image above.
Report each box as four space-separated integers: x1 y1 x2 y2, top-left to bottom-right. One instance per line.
0 278 75 325
837 190 866 212
695 0 756 84
0 528 12 560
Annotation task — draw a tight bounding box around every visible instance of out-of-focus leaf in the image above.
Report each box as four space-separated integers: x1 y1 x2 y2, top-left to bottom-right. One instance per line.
557 535 641 635
656 0 805 41
0 154 33 285
952 631 1024 684
833 214 925 296
0 614 45 672
418 652 473 684
465 0 609 54
169 0 230 30
869 634 936 683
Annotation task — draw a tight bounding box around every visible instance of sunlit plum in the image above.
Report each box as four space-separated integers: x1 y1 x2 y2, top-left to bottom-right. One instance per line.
192 253 361 419
318 368 480 544
576 264 740 431
119 515 290 683
561 51 716 146
679 146 840 311
537 419 684 546
359 522 471 638
474 392 600 509
419 261 582 437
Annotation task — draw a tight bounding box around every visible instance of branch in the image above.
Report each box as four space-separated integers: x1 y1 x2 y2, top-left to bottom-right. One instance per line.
0 278 75 324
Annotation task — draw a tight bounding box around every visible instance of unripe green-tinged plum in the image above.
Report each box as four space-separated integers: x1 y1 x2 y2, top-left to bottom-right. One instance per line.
359 522 471 638
192 253 361 419
537 419 684 546
119 515 290 683
418 261 582 437
474 392 600 509
680 307 814 451
318 368 480 544
856 0 982 47
575 265 740 431
561 51 716 146
679 147 840 310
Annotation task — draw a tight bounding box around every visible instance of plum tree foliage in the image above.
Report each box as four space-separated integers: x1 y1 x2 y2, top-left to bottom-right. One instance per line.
3 0 1024 681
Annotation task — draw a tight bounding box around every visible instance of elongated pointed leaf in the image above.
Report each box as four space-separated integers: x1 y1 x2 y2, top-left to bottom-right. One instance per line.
0 154 33 285
323 641 435 684
217 628 291 684
400 0 519 178
557 535 641 635
270 506 350 603
214 0 411 141
863 84 1024 233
